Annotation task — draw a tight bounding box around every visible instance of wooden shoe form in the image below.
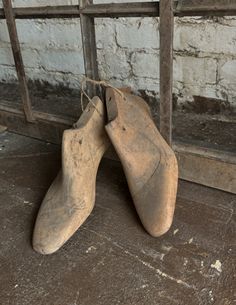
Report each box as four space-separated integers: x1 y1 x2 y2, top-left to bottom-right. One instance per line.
33 97 110 254
105 88 178 237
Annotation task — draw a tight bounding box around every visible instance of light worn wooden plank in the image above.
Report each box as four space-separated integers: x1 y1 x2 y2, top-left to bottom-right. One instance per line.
159 0 174 145
2 0 34 123
174 142 236 194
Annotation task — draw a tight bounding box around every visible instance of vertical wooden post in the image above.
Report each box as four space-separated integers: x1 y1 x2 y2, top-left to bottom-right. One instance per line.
2 0 34 122
159 0 174 145
79 0 99 97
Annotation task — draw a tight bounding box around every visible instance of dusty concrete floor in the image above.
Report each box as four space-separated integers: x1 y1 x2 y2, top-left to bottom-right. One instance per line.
0 131 235 305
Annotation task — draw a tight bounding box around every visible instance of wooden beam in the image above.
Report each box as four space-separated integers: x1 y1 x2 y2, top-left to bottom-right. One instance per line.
175 0 236 16
1 102 235 193
159 0 174 145
2 0 34 123
174 142 236 194
0 3 159 19
81 2 159 17
0 101 73 144
0 1 236 19
2 5 82 19
80 0 99 97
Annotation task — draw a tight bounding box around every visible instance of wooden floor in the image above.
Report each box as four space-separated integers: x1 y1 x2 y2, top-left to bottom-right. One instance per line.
0 131 235 305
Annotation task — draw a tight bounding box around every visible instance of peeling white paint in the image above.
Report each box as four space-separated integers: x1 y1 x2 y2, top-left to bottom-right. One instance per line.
209 290 214 302
211 260 222 273
85 246 96 253
140 284 149 289
188 237 194 244
141 248 165 261
161 245 172 253
84 227 196 290
173 229 179 235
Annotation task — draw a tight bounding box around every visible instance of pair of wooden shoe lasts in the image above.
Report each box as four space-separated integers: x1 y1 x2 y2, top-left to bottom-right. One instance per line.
33 88 178 255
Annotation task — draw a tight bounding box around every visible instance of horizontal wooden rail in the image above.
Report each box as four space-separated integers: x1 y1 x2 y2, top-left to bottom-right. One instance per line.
173 142 236 194
81 2 159 18
0 101 72 144
0 5 82 19
176 0 236 16
0 102 235 194
0 1 236 19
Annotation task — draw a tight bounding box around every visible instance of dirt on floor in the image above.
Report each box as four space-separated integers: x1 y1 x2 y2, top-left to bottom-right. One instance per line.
0 81 235 152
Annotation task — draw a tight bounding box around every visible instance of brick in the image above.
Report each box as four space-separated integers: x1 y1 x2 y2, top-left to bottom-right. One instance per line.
98 49 130 79
48 22 82 48
16 20 52 47
0 47 14 66
174 22 236 56
0 65 17 81
219 60 236 87
0 21 10 43
174 56 217 85
95 20 115 49
15 20 82 49
38 49 85 74
0 46 39 68
135 77 159 92
116 19 159 49
131 52 159 78
24 68 84 88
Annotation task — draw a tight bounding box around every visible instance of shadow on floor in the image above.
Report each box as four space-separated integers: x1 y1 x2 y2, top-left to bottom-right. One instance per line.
0 131 235 305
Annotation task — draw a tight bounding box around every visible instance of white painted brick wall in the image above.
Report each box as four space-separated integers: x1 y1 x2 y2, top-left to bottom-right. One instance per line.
116 19 159 49
0 0 236 108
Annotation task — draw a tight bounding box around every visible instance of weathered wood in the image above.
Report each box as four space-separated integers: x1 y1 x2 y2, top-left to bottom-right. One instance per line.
3 5 82 19
2 0 34 123
80 0 99 97
81 2 159 17
174 142 236 194
176 0 236 16
0 3 159 19
0 124 7 133
0 1 236 19
0 0 235 196
1 143 235 305
159 0 174 145
0 101 73 144
1 101 235 194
